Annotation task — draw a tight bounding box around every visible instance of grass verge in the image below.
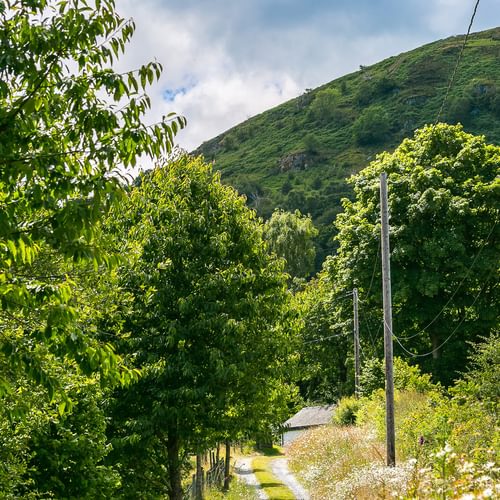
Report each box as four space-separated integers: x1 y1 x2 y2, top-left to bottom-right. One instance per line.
252 456 296 500
206 478 260 500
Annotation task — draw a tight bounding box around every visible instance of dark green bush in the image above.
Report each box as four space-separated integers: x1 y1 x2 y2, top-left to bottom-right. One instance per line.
352 106 390 145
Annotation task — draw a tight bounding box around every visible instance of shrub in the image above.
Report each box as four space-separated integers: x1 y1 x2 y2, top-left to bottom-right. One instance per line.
359 357 437 397
355 77 397 105
333 396 361 426
309 88 341 123
446 95 472 124
352 106 390 145
303 132 321 154
281 179 293 195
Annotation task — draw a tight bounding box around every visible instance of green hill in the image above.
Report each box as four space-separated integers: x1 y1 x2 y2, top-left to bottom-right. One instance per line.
195 27 500 266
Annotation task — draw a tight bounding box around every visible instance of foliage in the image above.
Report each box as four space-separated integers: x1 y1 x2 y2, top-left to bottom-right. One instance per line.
263 209 318 279
105 155 296 499
405 446 499 499
0 0 184 396
358 356 437 397
293 271 353 402
303 132 321 154
0 371 119 499
333 396 361 426
357 76 398 104
196 28 500 272
24 379 120 499
458 331 499 403
352 105 391 145
289 322 499 500
332 123 500 384
308 88 343 124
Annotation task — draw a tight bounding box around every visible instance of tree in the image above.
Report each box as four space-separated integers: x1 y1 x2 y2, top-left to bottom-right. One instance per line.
263 209 318 279
0 0 184 394
105 156 295 499
352 105 390 145
293 271 353 402
332 123 500 384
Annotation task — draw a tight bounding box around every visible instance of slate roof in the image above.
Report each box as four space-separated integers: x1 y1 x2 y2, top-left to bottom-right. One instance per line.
283 404 335 429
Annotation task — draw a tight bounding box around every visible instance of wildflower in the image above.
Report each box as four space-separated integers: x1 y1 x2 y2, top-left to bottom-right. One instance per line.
482 487 493 498
460 461 475 473
478 475 492 484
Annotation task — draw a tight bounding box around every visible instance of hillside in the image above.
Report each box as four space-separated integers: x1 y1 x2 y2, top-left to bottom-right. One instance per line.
195 27 500 266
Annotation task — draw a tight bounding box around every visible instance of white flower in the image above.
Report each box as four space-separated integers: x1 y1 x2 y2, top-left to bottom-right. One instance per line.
459 494 474 500
460 461 475 473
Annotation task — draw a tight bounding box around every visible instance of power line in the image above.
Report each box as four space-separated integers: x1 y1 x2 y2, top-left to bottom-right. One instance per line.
390 278 489 358
403 219 497 340
435 0 481 123
303 331 350 344
365 236 381 300
329 291 354 302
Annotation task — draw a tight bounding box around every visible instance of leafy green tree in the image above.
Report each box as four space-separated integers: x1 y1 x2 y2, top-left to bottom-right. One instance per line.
0 367 120 498
0 0 184 394
105 156 295 499
332 123 500 384
264 209 318 279
24 379 120 499
294 272 353 402
352 105 390 144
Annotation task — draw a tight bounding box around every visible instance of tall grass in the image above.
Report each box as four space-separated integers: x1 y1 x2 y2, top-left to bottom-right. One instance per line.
288 387 499 498
288 425 414 499
205 479 259 500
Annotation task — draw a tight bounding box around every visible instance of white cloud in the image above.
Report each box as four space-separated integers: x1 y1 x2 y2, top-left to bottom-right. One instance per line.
115 0 498 156
173 72 301 150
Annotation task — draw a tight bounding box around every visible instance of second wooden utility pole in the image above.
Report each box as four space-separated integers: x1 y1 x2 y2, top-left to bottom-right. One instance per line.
380 172 396 467
353 288 360 397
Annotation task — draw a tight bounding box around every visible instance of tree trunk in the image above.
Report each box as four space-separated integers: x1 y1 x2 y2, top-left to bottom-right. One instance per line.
223 440 231 491
167 432 183 500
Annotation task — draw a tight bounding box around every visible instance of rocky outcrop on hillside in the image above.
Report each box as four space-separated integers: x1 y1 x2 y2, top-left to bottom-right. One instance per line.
278 152 311 172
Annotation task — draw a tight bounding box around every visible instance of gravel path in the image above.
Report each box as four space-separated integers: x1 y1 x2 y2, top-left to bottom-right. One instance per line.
270 458 310 500
234 457 269 499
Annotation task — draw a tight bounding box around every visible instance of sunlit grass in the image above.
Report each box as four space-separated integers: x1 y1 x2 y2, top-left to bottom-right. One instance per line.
252 456 296 500
205 478 260 500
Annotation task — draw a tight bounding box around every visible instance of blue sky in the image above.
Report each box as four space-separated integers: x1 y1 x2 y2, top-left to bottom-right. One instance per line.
118 0 498 152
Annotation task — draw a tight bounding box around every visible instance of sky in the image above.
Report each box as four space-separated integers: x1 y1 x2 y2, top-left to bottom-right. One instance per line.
117 0 498 152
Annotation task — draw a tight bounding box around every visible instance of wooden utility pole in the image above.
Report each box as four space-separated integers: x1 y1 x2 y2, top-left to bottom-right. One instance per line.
353 288 360 397
380 172 396 467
